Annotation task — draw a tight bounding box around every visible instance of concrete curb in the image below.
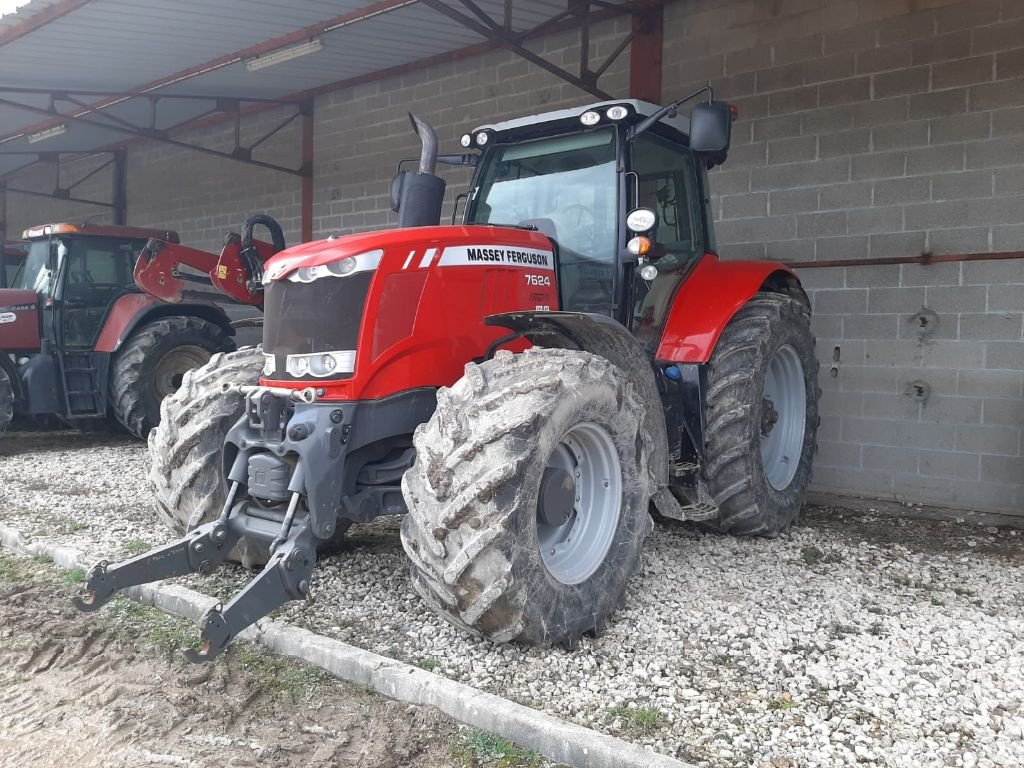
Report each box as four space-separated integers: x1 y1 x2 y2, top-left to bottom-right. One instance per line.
0 523 696 768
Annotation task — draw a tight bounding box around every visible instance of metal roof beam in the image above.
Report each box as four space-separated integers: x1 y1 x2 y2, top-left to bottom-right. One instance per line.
420 0 612 100
0 85 298 106
0 95 305 177
5 185 113 209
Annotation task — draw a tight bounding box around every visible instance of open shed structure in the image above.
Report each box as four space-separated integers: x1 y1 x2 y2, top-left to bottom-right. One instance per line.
2 0 1023 520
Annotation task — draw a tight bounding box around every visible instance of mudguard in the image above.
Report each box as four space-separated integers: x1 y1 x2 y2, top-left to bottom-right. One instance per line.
656 254 806 363
93 294 234 353
0 289 40 352
486 311 669 488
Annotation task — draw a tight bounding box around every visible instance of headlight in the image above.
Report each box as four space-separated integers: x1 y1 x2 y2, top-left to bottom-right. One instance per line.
285 249 383 283
626 207 657 233
262 353 276 376
460 133 472 148
606 105 629 120
286 351 356 378
579 110 601 126
639 263 659 281
475 131 489 146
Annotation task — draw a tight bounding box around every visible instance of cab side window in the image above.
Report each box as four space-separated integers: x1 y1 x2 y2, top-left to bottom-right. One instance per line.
630 134 704 265
629 135 706 347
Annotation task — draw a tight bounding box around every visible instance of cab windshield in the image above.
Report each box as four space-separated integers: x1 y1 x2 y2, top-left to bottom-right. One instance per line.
468 128 619 315
20 239 57 294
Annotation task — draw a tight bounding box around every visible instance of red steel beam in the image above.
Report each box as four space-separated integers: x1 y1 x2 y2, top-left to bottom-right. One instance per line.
0 0 94 48
301 103 314 242
629 4 663 103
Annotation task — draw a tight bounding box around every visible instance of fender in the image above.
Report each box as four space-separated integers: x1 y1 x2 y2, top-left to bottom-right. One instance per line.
94 294 235 354
656 254 806 364
486 311 669 488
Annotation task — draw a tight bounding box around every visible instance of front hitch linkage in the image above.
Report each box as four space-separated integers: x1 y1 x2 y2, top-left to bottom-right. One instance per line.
73 482 318 663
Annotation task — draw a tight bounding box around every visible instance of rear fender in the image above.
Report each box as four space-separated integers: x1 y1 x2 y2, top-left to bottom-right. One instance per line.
486 311 669 487
94 294 234 354
656 254 806 364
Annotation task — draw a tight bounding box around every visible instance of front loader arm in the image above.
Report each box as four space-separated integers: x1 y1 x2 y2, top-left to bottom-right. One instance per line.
134 236 269 308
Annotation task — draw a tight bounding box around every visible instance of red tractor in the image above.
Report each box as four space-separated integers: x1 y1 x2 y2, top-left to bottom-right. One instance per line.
0 219 282 438
75 92 820 661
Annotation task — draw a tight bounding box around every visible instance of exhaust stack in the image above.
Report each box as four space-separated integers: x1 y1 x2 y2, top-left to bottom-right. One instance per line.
392 113 446 227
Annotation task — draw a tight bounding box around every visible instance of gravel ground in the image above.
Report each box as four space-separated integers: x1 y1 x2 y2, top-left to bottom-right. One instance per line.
1 429 1023 768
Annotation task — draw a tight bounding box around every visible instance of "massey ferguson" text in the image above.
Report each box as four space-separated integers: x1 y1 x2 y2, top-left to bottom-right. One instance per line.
466 248 549 266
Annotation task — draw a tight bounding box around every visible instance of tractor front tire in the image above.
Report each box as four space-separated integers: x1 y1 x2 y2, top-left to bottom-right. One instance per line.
0 366 13 433
703 292 820 537
148 346 349 569
111 316 234 439
401 348 654 647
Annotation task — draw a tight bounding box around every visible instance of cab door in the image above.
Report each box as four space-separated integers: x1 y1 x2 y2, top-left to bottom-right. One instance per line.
58 236 146 349
626 133 707 350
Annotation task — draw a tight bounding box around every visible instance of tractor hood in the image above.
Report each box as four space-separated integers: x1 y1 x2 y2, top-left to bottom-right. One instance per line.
263 225 555 282
0 289 41 352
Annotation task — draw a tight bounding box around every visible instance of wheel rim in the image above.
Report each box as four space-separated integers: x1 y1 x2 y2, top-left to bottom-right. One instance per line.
537 422 622 586
153 345 210 400
760 344 806 491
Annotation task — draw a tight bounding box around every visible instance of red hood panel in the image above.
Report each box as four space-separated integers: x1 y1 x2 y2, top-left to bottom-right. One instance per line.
0 289 40 352
263 226 554 281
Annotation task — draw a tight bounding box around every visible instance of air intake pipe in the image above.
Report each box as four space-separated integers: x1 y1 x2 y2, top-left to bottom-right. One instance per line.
392 113 446 227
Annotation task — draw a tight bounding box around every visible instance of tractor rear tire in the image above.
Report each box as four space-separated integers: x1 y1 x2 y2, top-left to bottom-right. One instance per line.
401 348 655 647
0 366 13 434
702 292 819 537
111 316 234 439
148 346 349 569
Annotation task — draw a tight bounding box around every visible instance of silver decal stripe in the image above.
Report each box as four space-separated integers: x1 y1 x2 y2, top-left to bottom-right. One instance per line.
402 250 416 270
437 245 554 270
417 247 438 269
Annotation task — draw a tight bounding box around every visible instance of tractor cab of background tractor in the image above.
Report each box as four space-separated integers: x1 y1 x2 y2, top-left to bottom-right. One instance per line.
0 222 236 436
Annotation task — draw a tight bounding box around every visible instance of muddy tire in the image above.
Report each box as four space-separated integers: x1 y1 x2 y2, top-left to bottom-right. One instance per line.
703 292 820 537
401 348 654 647
0 366 12 433
111 316 234 439
148 346 349 568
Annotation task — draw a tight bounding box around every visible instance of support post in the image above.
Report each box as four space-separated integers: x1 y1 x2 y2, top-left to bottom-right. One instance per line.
629 5 663 104
0 184 6 245
112 150 127 225
301 101 314 243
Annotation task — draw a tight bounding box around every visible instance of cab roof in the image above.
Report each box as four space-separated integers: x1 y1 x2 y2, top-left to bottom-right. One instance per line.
472 99 690 143
21 222 180 243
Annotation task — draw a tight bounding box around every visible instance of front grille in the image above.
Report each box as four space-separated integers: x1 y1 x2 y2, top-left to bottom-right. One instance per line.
262 272 372 380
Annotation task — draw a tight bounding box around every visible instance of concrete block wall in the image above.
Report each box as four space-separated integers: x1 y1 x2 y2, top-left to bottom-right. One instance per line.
663 0 1024 515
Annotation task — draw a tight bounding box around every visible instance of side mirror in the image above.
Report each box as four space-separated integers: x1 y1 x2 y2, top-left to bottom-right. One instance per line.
390 171 407 213
689 101 732 168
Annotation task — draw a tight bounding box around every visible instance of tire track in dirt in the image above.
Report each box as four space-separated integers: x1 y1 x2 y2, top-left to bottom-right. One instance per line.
0 573 465 768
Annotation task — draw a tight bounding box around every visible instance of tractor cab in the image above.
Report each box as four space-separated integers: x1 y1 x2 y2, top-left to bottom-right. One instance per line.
461 96 732 348
0 222 235 435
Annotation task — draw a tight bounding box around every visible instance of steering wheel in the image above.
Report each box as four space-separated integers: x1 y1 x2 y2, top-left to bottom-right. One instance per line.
559 204 595 231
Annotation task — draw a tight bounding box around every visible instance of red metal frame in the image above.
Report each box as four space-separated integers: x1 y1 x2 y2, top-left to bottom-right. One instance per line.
0 0 94 47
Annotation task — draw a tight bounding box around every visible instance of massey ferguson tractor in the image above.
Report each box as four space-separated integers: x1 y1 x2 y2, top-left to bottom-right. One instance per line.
0 218 282 438
74 91 820 661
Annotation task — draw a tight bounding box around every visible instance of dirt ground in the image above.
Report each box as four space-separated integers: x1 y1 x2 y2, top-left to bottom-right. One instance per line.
0 555 544 768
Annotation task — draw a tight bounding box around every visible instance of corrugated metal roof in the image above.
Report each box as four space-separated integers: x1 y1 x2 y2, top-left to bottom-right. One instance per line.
0 0 632 177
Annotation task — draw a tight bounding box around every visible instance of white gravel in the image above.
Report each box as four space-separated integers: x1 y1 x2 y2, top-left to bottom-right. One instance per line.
1 429 1023 768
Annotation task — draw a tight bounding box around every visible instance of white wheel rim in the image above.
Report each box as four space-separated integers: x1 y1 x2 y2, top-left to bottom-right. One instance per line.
537 422 622 585
760 344 806 491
